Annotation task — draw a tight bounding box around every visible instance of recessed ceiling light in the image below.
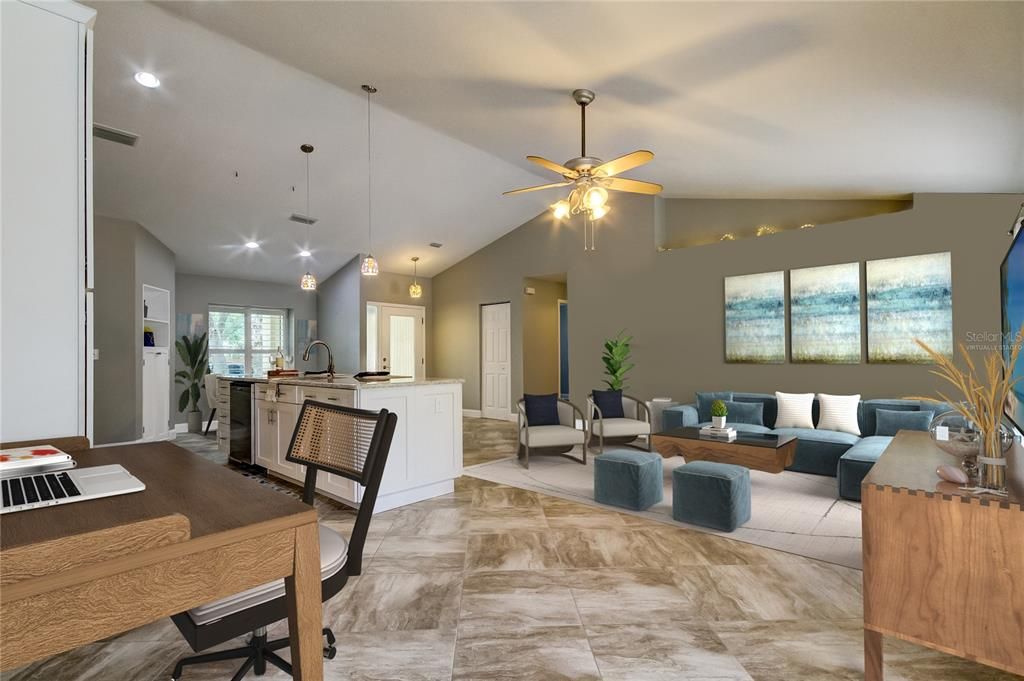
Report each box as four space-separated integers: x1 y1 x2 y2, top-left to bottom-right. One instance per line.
245 241 259 249
134 71 160 88
299 249 311 257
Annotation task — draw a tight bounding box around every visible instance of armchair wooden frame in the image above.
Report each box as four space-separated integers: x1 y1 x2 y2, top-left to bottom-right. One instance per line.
587 393 652 453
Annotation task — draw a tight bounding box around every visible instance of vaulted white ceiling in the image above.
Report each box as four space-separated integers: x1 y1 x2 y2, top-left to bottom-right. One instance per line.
91 1 1023 284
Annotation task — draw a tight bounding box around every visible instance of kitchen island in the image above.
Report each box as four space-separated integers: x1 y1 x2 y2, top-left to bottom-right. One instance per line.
216 375 463 512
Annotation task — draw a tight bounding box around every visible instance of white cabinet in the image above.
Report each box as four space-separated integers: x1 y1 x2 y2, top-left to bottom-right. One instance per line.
253 398 276 470
0 1 95 442
142 349 170 440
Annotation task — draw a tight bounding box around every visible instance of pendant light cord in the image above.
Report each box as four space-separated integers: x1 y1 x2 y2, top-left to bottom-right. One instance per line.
366 87 373 254
305 151 311 246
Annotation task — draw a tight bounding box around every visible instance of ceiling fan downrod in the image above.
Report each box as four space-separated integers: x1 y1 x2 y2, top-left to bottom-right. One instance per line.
573 89 595 159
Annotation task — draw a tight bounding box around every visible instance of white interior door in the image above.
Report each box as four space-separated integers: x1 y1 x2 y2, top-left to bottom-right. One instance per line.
481 303 511 420
376 304 426 379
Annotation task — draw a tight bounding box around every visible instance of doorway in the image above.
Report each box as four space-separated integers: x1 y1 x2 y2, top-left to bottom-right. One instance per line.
480 302 511 420
366 302 426 379
559 299 569 400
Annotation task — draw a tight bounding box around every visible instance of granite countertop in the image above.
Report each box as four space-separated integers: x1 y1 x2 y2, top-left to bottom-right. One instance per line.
218 374 463 390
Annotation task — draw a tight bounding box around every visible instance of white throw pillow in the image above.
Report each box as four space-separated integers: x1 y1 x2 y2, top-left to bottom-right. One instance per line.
774 392 815 429
816 393 862 436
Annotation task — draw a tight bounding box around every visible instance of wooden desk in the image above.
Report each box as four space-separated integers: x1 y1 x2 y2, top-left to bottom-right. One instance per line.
861 431 1023 680
0 442 323 680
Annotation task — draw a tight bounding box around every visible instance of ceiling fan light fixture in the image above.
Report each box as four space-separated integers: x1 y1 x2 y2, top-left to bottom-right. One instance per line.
584 186 608 210
551 200 571 220
361 254 379 276
590 204 609 220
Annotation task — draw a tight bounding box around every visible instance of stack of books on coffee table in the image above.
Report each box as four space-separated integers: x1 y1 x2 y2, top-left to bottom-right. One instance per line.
699 425 737 441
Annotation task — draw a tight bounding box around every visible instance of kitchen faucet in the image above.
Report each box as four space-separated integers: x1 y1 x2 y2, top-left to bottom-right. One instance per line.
302 340 335 377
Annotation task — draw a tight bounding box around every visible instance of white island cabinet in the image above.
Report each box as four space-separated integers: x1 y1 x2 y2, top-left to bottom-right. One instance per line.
221 377 463 513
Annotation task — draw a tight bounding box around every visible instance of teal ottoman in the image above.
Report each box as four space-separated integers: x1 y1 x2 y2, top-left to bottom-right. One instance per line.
672 461 751 531
594 449 664 511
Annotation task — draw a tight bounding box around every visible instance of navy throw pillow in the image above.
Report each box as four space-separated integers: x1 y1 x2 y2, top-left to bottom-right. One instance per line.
696 391 733 422
875 409 934 437
722 400 764 426
593 390 625 418
524 393 560 426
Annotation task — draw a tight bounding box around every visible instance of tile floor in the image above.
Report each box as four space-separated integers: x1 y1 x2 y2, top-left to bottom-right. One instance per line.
3 418 1016 681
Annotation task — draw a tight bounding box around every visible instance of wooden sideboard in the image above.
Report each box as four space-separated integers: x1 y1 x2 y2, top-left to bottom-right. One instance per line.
861 431 1023 679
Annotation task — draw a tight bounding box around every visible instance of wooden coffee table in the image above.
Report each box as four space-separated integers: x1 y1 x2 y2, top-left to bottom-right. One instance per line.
652 427 797 474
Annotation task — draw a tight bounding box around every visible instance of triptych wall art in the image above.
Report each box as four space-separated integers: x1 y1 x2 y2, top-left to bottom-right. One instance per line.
724 252 952 364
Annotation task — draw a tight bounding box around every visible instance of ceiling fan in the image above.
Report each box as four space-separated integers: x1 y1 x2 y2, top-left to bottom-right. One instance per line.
504 89 662 248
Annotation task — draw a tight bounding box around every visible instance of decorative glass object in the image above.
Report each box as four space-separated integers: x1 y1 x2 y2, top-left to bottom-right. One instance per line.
300 271 317 291
361 254 379 276
929 410 1013 490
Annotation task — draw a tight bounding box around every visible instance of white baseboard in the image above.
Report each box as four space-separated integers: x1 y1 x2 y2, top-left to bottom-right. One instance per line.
469 411 517 422
462 409 482 418
174 420 218 434
94 429 175 448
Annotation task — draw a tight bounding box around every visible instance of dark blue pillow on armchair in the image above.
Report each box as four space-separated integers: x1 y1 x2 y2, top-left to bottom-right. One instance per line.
593 389 625 418
524 393 560 426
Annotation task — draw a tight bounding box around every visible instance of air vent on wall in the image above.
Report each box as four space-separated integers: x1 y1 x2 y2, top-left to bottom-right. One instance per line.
289 213 318 225
429 242 443 248
93 123 138 146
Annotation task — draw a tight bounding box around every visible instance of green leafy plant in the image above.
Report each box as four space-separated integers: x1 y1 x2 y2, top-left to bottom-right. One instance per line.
175 332 209 414
710 399 729 418
601 330 634 391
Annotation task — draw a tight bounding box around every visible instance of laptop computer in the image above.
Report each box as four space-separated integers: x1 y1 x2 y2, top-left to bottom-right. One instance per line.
1 464 145 514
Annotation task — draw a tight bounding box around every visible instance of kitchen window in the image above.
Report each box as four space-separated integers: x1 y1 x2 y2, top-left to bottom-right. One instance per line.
208 305 289 376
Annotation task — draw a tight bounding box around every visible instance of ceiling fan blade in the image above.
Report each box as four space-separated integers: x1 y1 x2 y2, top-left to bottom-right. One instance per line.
592 150 654 177
603 177 663 195
527 156 578 178
503 181 573 196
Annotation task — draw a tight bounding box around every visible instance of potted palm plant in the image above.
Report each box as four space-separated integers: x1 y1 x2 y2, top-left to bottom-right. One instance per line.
175 332 209 434
711 399 729 428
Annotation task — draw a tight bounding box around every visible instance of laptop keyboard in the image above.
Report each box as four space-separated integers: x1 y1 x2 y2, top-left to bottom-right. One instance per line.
1 473 80 510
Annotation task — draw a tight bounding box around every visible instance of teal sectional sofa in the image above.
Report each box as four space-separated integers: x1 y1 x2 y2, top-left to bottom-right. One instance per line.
661 392 947 501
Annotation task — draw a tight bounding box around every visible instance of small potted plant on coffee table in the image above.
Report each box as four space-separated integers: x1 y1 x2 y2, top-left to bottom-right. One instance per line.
711 399 728 428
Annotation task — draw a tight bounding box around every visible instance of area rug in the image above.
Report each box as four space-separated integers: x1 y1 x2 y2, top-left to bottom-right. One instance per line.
464 450 863 569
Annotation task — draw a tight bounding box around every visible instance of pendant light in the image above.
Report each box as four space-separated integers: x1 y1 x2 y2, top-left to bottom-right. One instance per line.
409 256 422 298
360 84 379 276
299 144 317 291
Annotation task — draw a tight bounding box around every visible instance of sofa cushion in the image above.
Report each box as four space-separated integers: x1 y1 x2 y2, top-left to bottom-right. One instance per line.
698 421 772 435
841 436 894 463
816 393 862 436
592 418 651 438
592 389 625 419
732 393 778 428
696 392 733 423
663 404 699 430
874 409 935 437
771 427 861 446
522 424 585 447
721 400 764 426
858 399 921 437
524 393 560 426
838 436 894 501
775 392 815 429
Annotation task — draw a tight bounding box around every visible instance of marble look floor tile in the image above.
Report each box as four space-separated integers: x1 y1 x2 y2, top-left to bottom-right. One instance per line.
322 629 457 681
366 535 468 573
466 506 551 532
539 498 630 529
459 570 581 633
711 618 866 680
471 485 545 509
2 640 194 681
386 506 474 536
452 626 601 681
587 623 753 681
326 572 463 632
564 568 698 626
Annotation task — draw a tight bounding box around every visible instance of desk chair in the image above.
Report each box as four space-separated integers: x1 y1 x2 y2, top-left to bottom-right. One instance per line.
170 401 397 680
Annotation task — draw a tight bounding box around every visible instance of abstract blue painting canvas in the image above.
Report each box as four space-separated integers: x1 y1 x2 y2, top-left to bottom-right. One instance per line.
724 271 786 363
791 262 861 363
866 252 952 363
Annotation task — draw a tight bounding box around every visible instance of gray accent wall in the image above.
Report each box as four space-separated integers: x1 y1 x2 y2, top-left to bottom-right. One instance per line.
317 257 362 374
94 216 175 444
174 272 320 424
432 193 1024 411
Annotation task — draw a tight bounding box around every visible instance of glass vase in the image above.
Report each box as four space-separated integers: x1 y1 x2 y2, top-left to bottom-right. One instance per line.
929 411 980 483
978 425 1013 493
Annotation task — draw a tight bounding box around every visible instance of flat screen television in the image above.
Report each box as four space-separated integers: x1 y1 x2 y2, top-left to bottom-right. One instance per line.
1000 221 1024 431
